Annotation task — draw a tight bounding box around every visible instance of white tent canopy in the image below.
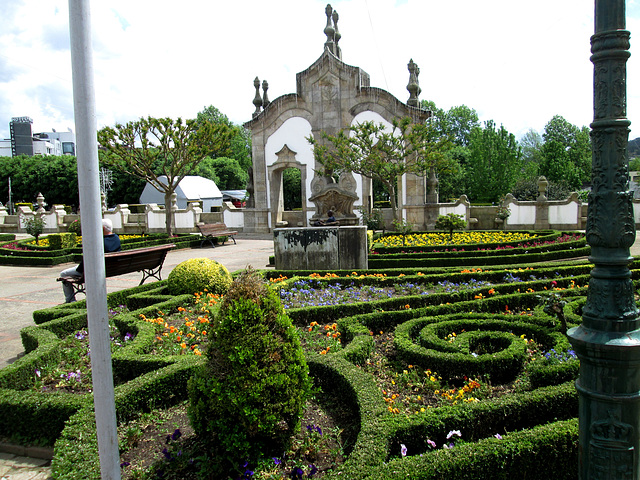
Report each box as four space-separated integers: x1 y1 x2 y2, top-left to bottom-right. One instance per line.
139 175 223 212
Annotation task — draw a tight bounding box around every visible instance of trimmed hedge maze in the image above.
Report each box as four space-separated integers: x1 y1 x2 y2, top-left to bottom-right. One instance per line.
0 231 635 479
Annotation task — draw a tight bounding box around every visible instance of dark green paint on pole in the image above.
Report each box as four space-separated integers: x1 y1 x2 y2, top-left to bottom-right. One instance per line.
568 1 640 479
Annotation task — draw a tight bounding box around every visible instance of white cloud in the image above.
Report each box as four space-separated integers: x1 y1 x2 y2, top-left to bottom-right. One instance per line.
0 0 638 143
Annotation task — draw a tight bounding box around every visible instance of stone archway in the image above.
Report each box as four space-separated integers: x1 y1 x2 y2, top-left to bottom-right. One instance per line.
268 144 308 227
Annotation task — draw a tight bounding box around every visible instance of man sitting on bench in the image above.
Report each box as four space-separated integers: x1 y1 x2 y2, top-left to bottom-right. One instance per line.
59 218 122 303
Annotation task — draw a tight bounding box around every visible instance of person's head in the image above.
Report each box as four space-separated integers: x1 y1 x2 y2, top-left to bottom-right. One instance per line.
102 218 113 235
327 210 333 217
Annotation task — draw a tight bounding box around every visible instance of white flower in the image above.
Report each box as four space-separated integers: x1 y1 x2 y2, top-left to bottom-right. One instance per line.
446 429 461 439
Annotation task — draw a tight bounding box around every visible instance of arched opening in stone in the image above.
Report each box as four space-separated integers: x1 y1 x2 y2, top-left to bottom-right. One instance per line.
268 144 308 227
283 167 302 211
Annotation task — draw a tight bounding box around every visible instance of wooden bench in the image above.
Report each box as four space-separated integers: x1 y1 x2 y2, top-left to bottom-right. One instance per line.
57 244 176 298
197 223 238 248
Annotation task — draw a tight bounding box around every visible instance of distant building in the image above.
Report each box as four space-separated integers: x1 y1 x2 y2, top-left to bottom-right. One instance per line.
0 117 76 157
140 175 224 212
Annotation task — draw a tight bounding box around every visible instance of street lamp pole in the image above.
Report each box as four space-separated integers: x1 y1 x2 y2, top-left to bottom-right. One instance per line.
568 1 640 479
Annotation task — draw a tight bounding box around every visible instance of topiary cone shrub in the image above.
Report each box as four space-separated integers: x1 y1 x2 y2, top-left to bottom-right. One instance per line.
187 268 313 476
166 257 232 296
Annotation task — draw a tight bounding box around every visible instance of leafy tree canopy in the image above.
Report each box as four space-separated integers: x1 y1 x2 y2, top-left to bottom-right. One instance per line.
98 116 229 235
465 120 523 203
194 157 249 191
310 116 452 220
196 105 252 172
0 155 79 208
421 100 479 146
539 115 591 190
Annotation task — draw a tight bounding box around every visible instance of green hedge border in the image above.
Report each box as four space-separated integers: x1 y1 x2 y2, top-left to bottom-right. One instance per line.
1 232 623 478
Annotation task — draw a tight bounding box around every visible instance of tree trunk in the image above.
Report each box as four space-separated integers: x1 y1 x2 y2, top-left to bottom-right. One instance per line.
164 191 173 237
389 185 401 223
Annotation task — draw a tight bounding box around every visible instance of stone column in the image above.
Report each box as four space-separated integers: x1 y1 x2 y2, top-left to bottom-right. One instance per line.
534 176 549 229
568 2 640 479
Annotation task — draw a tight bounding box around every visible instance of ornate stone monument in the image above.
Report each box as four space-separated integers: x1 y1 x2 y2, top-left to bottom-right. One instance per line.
243 4 428 232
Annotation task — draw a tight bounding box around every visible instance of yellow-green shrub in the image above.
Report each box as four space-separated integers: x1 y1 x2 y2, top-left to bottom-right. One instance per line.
167 258 232 295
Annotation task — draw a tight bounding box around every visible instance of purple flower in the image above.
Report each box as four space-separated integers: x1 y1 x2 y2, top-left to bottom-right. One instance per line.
120 462 130 468
315 426 322 435
494 433 502 439
309 464 318 476
427 439 436 448
400 444 407 457
272 458 281 465
171 428 181 441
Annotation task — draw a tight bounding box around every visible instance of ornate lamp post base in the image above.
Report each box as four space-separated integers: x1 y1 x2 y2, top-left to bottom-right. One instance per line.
567 1 640 478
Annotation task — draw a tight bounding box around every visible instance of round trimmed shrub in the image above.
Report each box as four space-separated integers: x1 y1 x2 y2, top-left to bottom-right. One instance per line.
167 257 232 295
187 268 313 475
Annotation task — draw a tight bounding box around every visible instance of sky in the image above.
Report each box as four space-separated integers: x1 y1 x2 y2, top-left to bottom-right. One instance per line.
1 0 639 144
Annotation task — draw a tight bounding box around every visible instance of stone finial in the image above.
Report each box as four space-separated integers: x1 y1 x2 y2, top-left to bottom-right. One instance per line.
262 80 270 108
36 192 46 213
324 4 335 54
537 176 549 202
407 59 421 107
252 76 263 118
332 10 342 59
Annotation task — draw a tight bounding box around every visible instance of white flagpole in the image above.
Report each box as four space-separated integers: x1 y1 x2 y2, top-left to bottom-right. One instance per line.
68 1 121 479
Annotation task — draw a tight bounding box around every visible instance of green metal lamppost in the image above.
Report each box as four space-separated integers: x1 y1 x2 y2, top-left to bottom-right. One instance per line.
568 1 640 478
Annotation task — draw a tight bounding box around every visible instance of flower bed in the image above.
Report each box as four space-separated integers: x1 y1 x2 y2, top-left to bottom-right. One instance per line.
2 234 640 479
0 233 200 266
369 231 589 268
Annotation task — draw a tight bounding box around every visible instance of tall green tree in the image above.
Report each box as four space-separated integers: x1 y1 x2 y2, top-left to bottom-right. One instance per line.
439 145 468 201
310 116 452 221
445 105 480 147
519 128 543 179
421 100 479 147
194 156 249 190
98 116 229 236
0 155 79 208
196 105 252 173
465 120 523 203
539 115 591 190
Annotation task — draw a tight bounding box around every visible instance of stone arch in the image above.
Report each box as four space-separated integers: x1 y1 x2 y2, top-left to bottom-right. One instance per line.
268 144 309 227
